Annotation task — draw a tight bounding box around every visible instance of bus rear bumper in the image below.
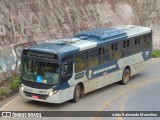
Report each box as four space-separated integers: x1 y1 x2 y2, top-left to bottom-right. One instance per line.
19 87 62 104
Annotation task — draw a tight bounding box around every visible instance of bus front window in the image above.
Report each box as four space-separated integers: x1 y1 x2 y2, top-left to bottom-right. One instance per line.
21 59 60 84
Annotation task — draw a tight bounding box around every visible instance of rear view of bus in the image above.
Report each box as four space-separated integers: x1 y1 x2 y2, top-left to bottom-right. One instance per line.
19 25 152 103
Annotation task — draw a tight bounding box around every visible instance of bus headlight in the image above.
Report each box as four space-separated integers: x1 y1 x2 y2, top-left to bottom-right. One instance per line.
49 91 53 96
21 86 24 92
49 90 58 96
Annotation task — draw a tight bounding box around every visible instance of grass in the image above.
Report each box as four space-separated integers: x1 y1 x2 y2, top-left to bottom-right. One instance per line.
10 75 20 90
10 79 20 90
0 88 7 96
152 50 160 58
0 75 20 97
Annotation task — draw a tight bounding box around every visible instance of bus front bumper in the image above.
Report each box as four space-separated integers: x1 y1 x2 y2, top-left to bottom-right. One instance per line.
19 85 62 104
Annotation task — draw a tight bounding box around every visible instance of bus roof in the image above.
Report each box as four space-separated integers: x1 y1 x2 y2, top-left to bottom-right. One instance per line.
26 25 151 58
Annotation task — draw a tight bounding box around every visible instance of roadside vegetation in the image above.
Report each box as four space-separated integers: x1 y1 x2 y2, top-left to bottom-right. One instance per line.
152 50 160 58
0 75 20 98
0 88 7 96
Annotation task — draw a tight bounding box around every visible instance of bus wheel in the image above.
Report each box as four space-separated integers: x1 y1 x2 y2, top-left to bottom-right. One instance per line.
121 68 130 85
72 85 81 103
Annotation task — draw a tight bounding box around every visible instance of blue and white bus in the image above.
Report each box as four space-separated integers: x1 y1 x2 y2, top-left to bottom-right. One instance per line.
19 25 152 103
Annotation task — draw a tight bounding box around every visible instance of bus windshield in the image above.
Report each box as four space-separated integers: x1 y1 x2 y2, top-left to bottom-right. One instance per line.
21 59 60 84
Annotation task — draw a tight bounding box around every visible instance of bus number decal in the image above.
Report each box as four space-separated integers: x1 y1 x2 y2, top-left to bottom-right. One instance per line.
75 72 84 80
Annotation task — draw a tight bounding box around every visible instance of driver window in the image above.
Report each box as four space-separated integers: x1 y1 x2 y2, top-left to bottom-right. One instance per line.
62 60 73 77
61 54 73 78
64 62 68 72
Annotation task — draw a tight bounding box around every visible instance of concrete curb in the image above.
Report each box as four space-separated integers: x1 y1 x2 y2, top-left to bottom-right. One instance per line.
152 58 160 62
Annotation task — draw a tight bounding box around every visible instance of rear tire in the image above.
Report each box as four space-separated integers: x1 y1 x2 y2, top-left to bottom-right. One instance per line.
72 85 81 103
121 68 130 85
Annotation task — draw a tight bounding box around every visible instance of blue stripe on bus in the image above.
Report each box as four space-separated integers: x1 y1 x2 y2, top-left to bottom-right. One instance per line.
55 82 70 90
142 49 152 61
85 60 120 80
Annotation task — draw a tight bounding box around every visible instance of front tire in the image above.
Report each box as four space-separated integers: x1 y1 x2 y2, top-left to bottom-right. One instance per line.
121 68 130 85
72 85 81 103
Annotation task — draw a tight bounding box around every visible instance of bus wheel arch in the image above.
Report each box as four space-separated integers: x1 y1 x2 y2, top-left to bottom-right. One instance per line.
72 83 84 103
121 66 131 85
79 82 84 98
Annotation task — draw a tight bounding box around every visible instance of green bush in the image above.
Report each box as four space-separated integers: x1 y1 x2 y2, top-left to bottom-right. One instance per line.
10 76 20 90
152 51 160 58
0 88 7 96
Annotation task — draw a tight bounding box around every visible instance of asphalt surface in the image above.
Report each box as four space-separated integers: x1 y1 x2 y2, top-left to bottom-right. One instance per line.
0 58 160 120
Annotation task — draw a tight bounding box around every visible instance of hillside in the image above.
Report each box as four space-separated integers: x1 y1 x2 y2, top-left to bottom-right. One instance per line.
0 0 159 80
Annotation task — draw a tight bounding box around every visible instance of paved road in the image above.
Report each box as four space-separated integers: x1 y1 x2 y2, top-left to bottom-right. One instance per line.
1 59 160 120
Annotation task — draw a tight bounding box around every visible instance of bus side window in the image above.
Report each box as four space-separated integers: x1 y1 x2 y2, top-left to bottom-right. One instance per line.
88 48 99 67
64 62 68 73
127 40 129 47
75 52 86 73
61 64 66 77
114 43 121 60
103 45 112 62
144 35 147 43
147 34 151 48
61 54 73 78
135 38 138 45
138 37 141 44
62 61 73 77
123 41 126 48
111 44 114 50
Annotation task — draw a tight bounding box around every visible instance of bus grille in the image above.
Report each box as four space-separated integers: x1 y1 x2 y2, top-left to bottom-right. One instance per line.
24 91 48 100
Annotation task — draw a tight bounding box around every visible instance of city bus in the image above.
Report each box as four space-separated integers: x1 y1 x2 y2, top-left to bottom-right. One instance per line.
19 25 152 103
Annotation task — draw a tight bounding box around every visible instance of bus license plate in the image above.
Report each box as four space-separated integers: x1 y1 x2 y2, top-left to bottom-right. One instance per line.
32 95 39 99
